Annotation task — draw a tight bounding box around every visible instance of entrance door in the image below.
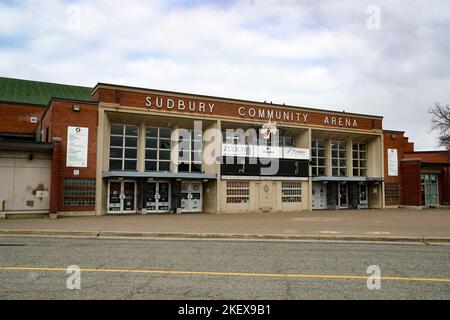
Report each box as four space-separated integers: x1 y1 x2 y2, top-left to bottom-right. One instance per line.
108 180 136 214
421 173 439 206
180 181 203 213
312 183 327 209
143 181 170 213
338 183 348 208
359 183 368 208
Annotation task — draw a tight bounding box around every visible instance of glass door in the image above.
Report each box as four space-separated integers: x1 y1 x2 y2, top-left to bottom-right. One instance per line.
144 181 170 213
157 182 170 212
339 183 348 208
422 173 438 206
144 182 157 211
359 183 368 208
180 181 203 213
108 181 122 213
108 180 136 214
122 181 136 213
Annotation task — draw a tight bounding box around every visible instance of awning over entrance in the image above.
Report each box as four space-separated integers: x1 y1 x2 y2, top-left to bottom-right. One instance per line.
312 176 383 182
103 171 217 180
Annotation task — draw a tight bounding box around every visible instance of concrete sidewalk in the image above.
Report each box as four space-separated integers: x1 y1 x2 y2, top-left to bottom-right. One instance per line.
1 208 450 242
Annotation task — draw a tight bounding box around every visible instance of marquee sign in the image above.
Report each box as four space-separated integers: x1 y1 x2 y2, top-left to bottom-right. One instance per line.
95 87 383 131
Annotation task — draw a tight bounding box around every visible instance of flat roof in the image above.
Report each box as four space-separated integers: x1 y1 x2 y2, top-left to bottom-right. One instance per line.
92 82 384 120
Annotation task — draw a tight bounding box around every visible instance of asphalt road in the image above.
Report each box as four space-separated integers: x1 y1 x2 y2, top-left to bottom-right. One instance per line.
0 236 449 299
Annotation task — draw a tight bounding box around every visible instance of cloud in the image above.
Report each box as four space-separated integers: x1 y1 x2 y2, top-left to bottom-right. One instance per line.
0 0 449 150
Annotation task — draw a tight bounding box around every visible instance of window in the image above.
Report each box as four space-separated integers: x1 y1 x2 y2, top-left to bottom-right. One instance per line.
178 129 202 172
352 142 367 176
280 136 294 147
63 179 96 206
145 127 172 171
311 139 326 176
226 181 249 203
109 124 138 171
332 140 347 176
282 182 302 203
385 183 399 203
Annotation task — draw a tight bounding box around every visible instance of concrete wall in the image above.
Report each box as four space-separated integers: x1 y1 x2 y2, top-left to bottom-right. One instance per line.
0 150 51 212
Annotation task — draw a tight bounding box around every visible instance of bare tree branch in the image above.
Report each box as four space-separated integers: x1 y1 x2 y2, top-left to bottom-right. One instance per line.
429 102 450 150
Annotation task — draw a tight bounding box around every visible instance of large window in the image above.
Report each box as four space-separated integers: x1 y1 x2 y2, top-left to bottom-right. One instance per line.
178 129 202 172
332 140 347 176
145 127 172 171
311 139 326 176
226 181 249 203
352 142 367 176
282 182 302 203
109 124 138 171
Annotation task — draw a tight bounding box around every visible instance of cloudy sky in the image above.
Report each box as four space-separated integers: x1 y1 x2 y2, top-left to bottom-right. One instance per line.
1 0 449 150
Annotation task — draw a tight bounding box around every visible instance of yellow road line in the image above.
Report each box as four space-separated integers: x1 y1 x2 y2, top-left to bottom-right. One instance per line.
1 266 450 283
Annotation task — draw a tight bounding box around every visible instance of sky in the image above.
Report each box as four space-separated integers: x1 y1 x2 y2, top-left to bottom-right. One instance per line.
1 0 449 150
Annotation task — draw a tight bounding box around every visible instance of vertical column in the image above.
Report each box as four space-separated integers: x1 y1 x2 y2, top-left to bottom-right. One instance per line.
347 139 353 177
138 123 146 173
49 140 61 216
95 108 108 216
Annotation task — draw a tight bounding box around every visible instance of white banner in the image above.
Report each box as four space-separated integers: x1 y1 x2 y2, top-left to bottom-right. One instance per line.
222 144 250 157
283 147 310 160
387 148 398 176
66 126 89 167
254 145 283 158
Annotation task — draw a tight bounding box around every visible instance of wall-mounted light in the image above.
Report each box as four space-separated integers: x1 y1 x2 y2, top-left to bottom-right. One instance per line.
391 133 396 139
72 104 80 112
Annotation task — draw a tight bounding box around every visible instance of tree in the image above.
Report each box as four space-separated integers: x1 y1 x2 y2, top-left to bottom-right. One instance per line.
430 102 450 150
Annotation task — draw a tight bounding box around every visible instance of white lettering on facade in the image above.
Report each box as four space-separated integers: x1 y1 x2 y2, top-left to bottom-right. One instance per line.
323 116 358 128
144 96 362 128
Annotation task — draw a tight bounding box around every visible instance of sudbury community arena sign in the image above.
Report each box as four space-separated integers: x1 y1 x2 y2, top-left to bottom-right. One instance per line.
144 95 361 128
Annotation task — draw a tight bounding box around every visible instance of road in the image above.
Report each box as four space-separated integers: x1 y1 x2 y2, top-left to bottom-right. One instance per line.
0 236 449 299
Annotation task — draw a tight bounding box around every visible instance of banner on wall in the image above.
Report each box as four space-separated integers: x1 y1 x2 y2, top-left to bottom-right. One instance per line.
66 126 89 167
387 148 398 176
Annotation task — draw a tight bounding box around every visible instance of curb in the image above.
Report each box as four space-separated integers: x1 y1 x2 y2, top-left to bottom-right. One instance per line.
0 229 450 243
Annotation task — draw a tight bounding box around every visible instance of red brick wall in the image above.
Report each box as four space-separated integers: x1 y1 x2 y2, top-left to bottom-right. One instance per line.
400 159 422 206
0 102 45 134
44 100 98 212
404 151 450 205
404 151 450 163
383 131 414 205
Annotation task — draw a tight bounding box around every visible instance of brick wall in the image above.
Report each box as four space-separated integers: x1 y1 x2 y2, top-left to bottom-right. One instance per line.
0 102 45 134
383 131 414 205
41 100 98 212
400 159 422 206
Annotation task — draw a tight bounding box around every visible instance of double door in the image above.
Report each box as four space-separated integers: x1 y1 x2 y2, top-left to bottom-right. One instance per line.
180 181 202 212
144 181 170 213
108 180 136 214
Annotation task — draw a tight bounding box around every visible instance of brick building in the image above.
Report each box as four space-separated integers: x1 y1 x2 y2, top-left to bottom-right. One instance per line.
0 77 448 217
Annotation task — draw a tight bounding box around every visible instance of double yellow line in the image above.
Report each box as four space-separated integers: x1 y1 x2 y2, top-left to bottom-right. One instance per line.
1 266 450 283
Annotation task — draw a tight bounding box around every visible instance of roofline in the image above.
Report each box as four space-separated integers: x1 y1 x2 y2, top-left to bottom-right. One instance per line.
0 99 47 108
405 150 450 154
383 129 405 134
48 97 97 105
0 76 92 91
92 82 384 120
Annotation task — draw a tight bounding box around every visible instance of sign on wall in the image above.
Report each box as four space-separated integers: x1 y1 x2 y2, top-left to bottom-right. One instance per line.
283 147 310 160
66 126 89 168
387 148 398 176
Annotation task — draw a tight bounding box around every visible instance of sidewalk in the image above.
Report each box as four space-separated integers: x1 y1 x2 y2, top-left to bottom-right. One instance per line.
1 208 450 242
